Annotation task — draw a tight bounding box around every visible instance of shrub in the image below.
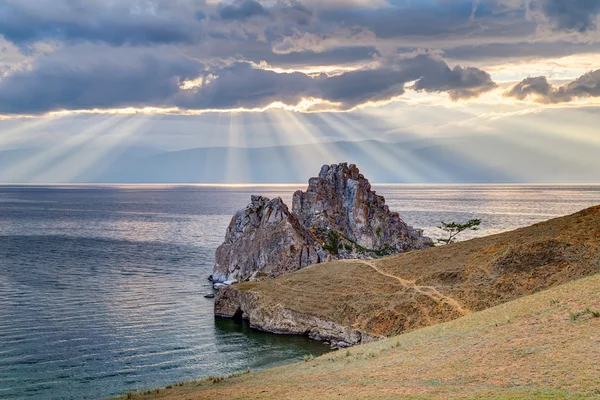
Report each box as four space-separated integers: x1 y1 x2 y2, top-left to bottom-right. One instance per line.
209 376 224 384
585 308 600 318
570 308 600 320
322 230 341 255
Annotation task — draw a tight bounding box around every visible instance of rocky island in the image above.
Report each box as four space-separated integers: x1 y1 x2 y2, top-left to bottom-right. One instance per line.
211 163 432 285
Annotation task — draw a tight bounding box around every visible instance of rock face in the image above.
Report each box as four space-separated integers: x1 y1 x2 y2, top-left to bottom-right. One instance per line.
212 196 320 283
215 285 380 349
293 163 431 253
212 163 432 283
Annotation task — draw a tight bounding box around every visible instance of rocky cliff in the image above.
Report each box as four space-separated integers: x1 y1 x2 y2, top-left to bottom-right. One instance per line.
212 196 320 284
293 163 431 253
212 163 432 283
215 285 379 348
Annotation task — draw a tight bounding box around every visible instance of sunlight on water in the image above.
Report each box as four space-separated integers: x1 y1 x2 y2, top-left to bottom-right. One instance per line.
0 184 599 399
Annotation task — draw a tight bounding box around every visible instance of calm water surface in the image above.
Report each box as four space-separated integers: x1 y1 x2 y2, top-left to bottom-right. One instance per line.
1 184 599 400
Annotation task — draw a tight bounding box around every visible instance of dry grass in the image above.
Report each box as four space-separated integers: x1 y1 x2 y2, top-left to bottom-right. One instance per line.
112 206 600 399
235 205 600 338
114 274 600 399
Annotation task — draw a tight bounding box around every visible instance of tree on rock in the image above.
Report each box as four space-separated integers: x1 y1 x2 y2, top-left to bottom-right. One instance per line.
437 219 481 245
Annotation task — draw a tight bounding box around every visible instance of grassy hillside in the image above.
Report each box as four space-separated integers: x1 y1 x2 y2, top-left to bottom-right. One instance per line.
118 273 600 399
228 205 600 338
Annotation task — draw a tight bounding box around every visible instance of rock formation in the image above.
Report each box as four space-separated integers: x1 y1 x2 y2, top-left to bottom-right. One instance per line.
212 196 320 284
215 285 380 349
293 163 431 253
212 163 432 283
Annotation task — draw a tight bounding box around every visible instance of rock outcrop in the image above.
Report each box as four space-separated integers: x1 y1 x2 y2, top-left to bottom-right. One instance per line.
212 163 432 283
215 285 380 348
293 163 431 253
212 196 320 283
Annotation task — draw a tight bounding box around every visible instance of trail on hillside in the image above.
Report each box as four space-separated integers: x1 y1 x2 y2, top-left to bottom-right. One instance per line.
346 259 470 315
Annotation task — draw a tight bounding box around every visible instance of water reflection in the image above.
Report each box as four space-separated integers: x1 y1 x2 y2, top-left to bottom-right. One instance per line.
214 318 331 371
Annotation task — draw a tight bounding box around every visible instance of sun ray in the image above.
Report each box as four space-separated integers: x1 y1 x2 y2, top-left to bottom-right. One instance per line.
316 112 447 182
222 112 251 184
261 111 306 183
278 110 341 163
0 115 123 182
31 114 149 183
0 116 63 149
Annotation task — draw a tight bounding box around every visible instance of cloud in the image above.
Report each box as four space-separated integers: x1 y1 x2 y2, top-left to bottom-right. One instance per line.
0 0 597 116
527 0 600 33
177 55 498 110
505 70 600 103
0 0 205 46
0 50 498 115
271 29 375 55
411 59 498 100
218 0 269 20
0 45 202 114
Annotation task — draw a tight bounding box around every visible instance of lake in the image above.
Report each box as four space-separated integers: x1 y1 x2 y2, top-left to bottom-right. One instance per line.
1 184 599 399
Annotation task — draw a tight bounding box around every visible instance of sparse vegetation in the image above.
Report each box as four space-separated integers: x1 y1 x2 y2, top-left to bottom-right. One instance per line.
569 308 600 320
316 228 397 257
116 273 600 400
437 218 482 245
324 230 341 255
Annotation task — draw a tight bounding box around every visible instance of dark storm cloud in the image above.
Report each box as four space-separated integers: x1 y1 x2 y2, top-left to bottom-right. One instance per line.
0 0 596 69
528 0 600 33
505 70 600 103
0 0 206 46
0 46 202 114
176 55 498 110
218 0 269 20
0 51 498 114
0 0 598 116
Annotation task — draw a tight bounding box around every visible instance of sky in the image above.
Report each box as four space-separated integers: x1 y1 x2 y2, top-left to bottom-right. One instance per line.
0 0 599 183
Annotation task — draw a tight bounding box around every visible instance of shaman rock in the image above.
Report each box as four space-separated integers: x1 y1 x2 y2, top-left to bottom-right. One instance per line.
292 163 432 253
213 164 432 283
212 196 321 283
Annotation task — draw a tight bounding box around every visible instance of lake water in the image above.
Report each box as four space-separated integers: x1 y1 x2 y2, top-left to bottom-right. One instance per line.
1 184 599 400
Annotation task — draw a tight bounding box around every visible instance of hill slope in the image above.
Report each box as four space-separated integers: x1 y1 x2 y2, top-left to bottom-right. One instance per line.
118 273 600 399
215 205 600 346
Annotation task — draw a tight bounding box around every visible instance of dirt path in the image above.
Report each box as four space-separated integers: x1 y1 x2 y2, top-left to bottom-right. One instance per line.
345 259 469 315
